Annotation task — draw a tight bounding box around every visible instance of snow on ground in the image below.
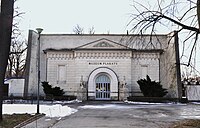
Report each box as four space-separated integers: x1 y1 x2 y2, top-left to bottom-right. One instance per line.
124 100 164 105
3 104 77 118
79 104 134 109
124 100 178 105
124 100 187 105
3 99 82 105
191 102 200 105
53 99 82 104
80 104 171 109
80 101 186 110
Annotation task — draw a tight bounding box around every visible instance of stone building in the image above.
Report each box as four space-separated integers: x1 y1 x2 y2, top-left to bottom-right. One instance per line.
24 30 181 100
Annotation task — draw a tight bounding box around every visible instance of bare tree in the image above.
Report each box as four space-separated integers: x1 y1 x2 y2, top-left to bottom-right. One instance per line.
0 0 14 121
129 0 200 69
12 4 24 39
73 24 84 34
7 38 27 78
6 1 26 78
88 26 95 34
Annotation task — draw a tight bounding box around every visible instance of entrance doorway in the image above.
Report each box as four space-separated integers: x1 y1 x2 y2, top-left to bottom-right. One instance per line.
95 74 110 100
88 67 118 100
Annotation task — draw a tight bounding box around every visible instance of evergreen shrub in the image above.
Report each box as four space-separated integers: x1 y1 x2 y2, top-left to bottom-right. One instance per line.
41 81 65 97
137 75 168 97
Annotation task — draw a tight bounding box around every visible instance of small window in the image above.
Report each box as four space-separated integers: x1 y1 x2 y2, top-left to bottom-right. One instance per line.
58 65 66 83
141 65 148 79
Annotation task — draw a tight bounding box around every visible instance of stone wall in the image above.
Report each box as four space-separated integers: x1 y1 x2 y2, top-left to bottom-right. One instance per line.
24 30 39 96
159 32 181 98
5 79 25 97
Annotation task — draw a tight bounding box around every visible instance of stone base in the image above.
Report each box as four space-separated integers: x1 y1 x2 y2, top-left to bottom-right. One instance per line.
87 96 118 101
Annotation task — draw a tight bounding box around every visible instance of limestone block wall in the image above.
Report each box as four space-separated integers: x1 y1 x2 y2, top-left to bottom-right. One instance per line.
46 52 75 95
45 50 161 97
46 50 132 96
131 52 160 96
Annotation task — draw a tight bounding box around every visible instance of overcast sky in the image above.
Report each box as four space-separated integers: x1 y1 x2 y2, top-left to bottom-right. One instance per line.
16 0 134 37
15 0 200 75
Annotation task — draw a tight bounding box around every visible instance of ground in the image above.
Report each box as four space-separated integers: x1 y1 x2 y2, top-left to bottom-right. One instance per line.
1 114 200 128
0 114 34 128
3 101 200 128
22 101 200 128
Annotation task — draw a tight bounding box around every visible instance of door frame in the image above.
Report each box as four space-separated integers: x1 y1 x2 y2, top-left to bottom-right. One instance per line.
87 67 118 100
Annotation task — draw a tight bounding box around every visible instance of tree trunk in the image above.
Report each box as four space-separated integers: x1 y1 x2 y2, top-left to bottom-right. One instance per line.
0 0 14 121
16 55 20 77
197 0 200 31
8 56 13 78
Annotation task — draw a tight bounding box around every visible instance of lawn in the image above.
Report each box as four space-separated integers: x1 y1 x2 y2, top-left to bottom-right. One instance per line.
171 119 200 128
0 114 34 128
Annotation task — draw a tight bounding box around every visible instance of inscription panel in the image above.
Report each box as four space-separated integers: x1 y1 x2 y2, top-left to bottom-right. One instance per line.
88 62 118 65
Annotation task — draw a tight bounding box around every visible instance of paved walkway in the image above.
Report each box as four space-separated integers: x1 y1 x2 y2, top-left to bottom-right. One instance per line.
23 101 200 128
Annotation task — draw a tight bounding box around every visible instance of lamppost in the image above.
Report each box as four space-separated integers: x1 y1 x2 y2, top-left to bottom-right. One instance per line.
36 28 43 114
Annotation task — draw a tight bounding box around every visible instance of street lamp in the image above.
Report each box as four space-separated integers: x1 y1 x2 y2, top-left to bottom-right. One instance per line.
36 28 43 114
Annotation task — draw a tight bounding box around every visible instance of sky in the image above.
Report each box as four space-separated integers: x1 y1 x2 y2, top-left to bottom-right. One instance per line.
15 0 200 76
15 0 133 37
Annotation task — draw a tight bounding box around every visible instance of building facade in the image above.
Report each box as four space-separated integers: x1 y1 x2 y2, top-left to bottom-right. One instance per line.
24 30 181 100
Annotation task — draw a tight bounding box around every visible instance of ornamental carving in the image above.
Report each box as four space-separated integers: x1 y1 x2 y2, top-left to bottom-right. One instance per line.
47 51 159 60
132 52 159 59
93 41 114 47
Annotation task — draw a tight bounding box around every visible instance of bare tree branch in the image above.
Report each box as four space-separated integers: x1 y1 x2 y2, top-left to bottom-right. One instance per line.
129 0 200 77
187 33 198 66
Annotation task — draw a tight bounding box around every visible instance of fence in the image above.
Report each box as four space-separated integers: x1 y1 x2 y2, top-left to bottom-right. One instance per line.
185 84 200 101
2 91 77 104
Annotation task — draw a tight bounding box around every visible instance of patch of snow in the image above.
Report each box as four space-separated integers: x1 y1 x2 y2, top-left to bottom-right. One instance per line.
54 99 82 104
45 118 51 121
156 113 168 117
3 104 77 118
124 100 186 105
80 104 133 109
191 102 200 105
57 117 62 120
67 99 82 103
80 101 186 110
124 100 164 105
3 99 82 105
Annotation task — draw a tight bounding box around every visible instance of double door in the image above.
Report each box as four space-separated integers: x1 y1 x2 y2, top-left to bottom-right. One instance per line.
95 75 110 100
